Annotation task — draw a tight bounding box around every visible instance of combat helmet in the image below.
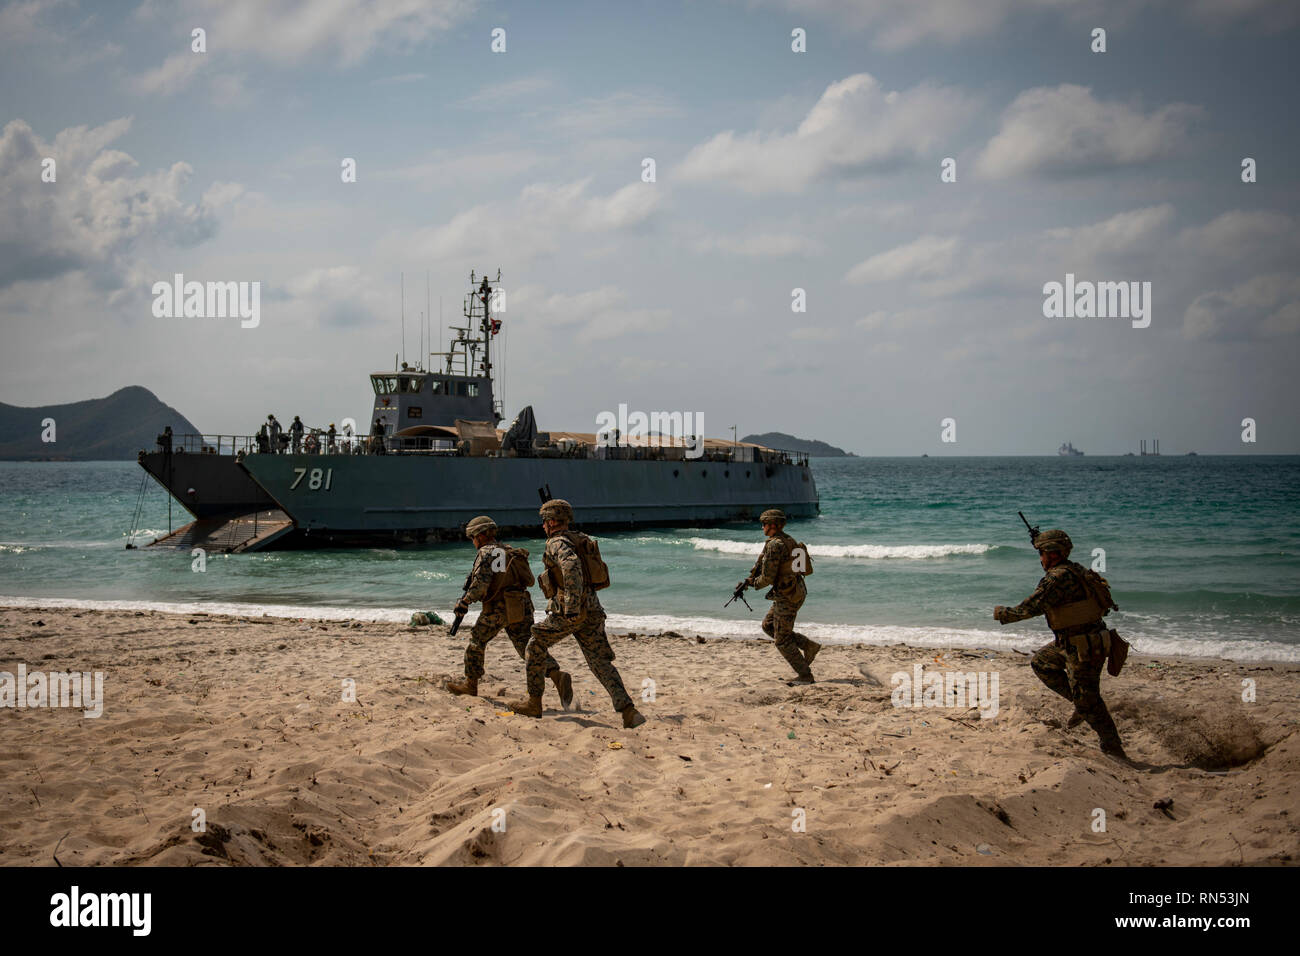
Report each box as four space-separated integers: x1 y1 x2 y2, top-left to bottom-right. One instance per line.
1032 529 1073 558
759 508 787 526
465 515 497 538
539 498 574 522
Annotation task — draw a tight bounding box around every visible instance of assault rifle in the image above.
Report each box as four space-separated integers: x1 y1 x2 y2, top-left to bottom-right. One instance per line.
448 568 474 637
724 581 752 611
1018 511 1040 544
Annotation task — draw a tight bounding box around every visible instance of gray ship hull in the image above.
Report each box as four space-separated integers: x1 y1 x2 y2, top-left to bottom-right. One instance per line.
239 453 818 542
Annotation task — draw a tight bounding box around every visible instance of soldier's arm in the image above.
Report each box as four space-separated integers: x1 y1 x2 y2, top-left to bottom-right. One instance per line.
998 572 1065 623
461 550 494 605
747 538 787 590
554 539 586 616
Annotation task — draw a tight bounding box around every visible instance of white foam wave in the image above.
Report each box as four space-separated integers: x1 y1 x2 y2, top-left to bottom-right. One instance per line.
686 538 991 559
3 596 1295 663
599 613 1300 662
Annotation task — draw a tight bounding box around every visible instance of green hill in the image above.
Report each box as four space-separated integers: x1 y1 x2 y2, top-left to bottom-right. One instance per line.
0 386 202 460
743 432 854 457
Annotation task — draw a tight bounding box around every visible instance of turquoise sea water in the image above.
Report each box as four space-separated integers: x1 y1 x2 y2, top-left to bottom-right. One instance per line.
1 457 1297 661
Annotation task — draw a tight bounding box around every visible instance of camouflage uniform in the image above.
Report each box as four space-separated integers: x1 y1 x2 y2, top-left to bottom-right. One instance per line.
748 530 816 679
999 553 1124 754
526 533 633 712
460 542 560 681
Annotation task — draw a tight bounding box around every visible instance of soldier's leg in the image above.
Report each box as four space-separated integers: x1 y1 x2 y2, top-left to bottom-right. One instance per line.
573 616 634 712
768 600 813 678
524 615 577 699
1030 641 1074 702
464 609 507 679
505 618 561 676
1066 645 1124 752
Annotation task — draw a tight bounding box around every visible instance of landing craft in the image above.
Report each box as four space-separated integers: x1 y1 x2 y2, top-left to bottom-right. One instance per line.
136 270 819 552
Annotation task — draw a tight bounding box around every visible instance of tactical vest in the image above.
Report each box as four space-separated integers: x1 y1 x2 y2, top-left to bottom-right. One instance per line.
1044 563 1116 634
540 531 610 599
482 545 535 603
779 535 814 578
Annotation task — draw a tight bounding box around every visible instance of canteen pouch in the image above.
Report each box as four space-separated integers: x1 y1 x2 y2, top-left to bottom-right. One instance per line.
1107 629 1130 677
1069 630 1110 662
504 590 527 625
538 568 556 600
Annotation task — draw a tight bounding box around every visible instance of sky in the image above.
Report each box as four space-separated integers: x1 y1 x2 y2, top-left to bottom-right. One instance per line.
1 0 1298 455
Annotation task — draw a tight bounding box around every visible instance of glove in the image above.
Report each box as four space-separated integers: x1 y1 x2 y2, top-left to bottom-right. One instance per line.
736 580 749 591
454 600 469 616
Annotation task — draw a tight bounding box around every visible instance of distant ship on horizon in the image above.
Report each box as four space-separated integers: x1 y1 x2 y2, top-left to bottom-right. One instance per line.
1058 441 1084 456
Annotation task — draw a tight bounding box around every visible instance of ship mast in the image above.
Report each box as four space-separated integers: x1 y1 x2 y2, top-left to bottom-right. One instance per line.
433 269 502 418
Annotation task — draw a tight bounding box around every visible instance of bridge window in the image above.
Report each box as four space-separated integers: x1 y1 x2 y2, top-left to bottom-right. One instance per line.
430 379 444 395
398 376 423 394
371 376 398 395
467 382 479 397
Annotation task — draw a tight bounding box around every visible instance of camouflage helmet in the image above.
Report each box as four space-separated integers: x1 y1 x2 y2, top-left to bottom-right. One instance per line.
760 508 787 525
539 498 574 522
1032 529 1073 558
465 515 497 538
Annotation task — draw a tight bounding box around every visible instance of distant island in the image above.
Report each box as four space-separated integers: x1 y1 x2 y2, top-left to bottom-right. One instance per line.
0 386 201 461
742 432 855 457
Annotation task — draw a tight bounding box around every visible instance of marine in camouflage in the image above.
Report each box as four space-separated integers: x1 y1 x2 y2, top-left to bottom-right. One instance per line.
460 540 560 680
747 530 817 679
997 556 1125 755
525 531 633 712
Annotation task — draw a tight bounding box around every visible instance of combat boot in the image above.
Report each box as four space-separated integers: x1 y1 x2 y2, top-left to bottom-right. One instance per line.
1101 739 1129 762
508 695 543 718
1067 709 1084 729
551 670 574 710
803 638 822 667
787 673 815 685
446 676 478 696
621 704 646 728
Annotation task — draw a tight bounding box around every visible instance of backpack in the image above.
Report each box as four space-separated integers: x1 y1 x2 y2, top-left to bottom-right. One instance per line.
561 531 611 591
779 534 814 577
484 545 535 602
1077 565 1118 614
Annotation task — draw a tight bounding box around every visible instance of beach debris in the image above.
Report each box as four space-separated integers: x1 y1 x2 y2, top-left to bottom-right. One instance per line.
1153 797 1176 819
608 742 624 750
679 755 692 761
787 731 796 739
976 844 993 855
496 711 513 717
409 611 444 626
764 783 772 789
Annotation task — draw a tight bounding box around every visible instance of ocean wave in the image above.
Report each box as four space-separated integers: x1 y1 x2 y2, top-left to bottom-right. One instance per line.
599 613 1300 662
2 595 1295 662
686 538 992 559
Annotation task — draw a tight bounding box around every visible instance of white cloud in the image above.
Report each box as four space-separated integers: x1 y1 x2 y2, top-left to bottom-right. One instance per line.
512 284 670 340
461 75 553 105
745 0 1294 48
1177 210 1296 262
1184 274 1300 340
398 179 662 265
136 0 476 66
976 85 1200 178
0 118 226 291
678 73 975 194
690 232 823 258
844 236 960 284
1044 204 1176 259
130 52 205 96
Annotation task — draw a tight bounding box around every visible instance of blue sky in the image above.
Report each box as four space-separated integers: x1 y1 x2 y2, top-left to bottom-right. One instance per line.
2 0 1298 454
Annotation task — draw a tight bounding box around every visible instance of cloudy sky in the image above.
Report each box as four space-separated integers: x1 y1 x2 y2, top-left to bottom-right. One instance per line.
2 0 1297 454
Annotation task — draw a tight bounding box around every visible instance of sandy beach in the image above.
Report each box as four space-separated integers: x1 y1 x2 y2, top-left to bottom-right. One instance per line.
0 604 1296 866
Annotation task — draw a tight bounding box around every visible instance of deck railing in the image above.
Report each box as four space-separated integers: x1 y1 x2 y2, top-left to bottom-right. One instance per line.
153 434 809 467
